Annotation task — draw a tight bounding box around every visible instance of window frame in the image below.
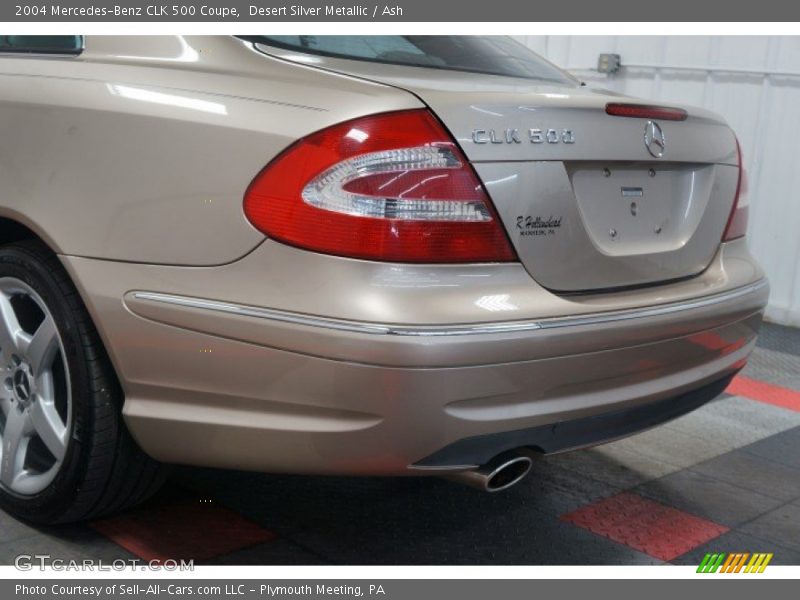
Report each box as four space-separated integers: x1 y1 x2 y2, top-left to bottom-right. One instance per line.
240 35 577 85
0 36 84 57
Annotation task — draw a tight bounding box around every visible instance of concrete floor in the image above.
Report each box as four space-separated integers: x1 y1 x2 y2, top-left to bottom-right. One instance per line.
1 323 799 565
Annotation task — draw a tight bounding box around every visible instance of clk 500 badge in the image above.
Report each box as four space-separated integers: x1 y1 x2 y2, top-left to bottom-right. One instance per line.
472 128 575 144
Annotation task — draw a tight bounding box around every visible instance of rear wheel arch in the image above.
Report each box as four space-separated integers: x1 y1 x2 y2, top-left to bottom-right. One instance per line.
0 217 42 246
0 236 167 523
0 216 122 382
0 214 64 256
0 215 129 417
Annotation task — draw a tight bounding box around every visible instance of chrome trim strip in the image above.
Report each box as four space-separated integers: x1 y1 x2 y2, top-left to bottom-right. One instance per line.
535 280 768 332
132 279 767 338
131 291 541 336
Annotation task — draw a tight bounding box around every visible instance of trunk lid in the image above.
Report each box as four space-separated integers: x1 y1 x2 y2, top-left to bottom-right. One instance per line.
256 47 740 292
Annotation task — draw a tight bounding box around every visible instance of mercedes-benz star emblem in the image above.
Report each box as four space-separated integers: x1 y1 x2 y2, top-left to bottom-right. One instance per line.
13 370 31 402
644 120 666 158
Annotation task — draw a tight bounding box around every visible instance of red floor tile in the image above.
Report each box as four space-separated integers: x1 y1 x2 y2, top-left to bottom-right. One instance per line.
727 375 800 412
560 492 729 561
91 500 276 563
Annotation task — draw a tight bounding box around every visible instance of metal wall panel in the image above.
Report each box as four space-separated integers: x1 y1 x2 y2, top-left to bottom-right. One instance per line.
516 36 800 326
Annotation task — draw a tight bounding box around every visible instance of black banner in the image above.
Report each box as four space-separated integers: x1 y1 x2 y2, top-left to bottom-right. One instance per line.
5 579 799 600
4 0 800 22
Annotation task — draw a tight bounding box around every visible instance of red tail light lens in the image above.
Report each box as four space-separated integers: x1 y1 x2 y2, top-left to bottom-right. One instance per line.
605 103 688 121
244 110 516 263
722 138 749 241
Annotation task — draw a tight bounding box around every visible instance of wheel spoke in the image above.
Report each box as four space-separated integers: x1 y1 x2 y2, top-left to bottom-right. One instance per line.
19 315 58 377
28 397 67 461
36 369 55 402
0 292 25 358
0 408 27 487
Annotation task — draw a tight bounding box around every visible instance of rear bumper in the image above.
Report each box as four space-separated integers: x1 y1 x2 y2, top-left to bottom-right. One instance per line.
61 239 768 475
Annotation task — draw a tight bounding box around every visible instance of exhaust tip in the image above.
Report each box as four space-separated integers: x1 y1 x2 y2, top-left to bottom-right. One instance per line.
485 455 533 492
444 451 534 492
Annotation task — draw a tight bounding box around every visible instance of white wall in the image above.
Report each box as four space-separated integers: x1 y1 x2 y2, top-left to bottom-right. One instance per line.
516 36 800 327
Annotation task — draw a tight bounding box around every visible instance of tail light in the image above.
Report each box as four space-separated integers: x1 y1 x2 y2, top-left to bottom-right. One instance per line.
722 138 749 241
244 109 516 263
605 103 688 121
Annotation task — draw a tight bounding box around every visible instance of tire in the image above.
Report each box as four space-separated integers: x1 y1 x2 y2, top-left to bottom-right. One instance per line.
0 240 167 524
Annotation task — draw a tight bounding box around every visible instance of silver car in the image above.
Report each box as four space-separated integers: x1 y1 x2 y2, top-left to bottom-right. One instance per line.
0 35 766 523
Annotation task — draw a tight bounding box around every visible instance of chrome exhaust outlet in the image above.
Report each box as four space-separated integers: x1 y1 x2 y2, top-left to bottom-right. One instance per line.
445 450 533 493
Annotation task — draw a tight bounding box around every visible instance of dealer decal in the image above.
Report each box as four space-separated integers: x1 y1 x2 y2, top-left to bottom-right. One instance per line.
516 215 563 236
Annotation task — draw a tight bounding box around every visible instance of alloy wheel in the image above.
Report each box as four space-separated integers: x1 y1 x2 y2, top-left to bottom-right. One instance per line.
0 277 71 496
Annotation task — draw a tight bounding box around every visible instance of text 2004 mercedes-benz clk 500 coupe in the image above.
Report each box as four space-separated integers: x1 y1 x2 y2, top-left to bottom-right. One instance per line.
0 35 767 523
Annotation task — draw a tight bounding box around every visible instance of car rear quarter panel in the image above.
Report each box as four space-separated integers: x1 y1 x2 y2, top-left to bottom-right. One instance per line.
0 35 421 265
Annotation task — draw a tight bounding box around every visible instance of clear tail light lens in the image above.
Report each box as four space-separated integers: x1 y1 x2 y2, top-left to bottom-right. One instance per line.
244 109 516 263
722 138 749 241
